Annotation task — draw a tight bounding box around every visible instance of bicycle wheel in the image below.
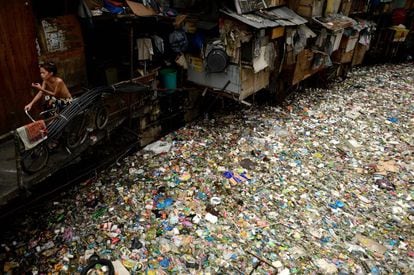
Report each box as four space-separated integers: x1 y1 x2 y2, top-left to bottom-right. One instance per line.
21 144 49 174
80 258 115 275
65 114 88 149
95 106 109 130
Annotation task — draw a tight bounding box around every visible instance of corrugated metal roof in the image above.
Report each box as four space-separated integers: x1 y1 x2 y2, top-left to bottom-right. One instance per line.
221 6 307 29
260 6 308 26
312 15 357 31
234 0 287 14
234 0 267 14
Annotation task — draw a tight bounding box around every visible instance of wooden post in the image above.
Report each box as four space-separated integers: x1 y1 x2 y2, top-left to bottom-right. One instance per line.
13 131 24 191
129 22 134 80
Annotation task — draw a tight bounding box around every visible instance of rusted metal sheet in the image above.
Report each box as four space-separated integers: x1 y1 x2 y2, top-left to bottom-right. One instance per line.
0 0 39 134
221 6 307 29
37 15 87 91
313 15 356 32
234 0 287 14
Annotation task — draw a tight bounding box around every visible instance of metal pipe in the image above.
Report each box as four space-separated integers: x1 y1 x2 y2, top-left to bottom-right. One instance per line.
0 131 13 143
47 83 145 139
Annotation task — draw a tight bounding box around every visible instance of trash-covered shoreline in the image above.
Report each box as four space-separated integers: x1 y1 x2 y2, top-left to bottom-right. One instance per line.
2 63 414 274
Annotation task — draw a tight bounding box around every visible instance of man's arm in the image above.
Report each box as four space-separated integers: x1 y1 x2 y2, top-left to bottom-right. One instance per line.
36 86 56 96
25 90 43 111
32 82 56 96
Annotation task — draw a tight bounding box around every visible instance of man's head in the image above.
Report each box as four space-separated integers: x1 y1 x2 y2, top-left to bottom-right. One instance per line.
39 62 57 80
41 62 57 75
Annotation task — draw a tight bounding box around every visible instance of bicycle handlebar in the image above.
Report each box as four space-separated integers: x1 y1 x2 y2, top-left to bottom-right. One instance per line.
25 109 35 122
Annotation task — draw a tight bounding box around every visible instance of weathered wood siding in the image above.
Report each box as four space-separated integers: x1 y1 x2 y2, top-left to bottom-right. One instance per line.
37 15 87 93
0 0 38 134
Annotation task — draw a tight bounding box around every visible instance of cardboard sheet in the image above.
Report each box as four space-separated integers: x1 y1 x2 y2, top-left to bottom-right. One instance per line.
126 0 157 16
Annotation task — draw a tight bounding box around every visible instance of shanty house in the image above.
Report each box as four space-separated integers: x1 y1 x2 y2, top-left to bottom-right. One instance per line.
186 0 308 101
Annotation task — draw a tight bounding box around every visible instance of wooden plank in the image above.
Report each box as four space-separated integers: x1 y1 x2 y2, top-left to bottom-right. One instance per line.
271 27 285 39
240 67 270 100
296 6 312 18
0 0 39 134
332 34 358 63
264 0 287 8
295 0 313 18
325 0 341 15
350 0 367 14
312 0 325 17
292 49 314 85
340 0 353 16
352 44 368 66
292 49 325 85
291 0 325 19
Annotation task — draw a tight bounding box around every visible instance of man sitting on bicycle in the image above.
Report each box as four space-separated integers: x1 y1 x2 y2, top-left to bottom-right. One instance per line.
24 61 72 115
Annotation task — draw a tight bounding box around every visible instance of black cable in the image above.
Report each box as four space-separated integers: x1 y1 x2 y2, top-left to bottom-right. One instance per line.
46 83 149 139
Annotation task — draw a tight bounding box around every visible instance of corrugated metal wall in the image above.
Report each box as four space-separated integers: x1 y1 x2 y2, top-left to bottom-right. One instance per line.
0 0 38 134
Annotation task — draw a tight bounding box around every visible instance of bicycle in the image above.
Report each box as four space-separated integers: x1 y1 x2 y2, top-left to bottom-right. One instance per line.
18 82 149 174
19 90 109 174
19 108 57 174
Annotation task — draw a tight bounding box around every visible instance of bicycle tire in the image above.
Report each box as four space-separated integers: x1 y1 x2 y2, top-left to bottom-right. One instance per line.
80 258 115 275
65 114 88 149
95 106 109 130
21 144 49 174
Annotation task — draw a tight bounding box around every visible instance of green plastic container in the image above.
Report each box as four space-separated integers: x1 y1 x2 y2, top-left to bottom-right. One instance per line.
160 68 177 90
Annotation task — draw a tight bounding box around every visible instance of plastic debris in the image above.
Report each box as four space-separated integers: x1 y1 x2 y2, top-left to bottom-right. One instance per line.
143 140 172 155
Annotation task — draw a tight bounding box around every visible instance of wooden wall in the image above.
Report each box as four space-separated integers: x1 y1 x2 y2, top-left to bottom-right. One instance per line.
37 15 87 93
0 0 39 134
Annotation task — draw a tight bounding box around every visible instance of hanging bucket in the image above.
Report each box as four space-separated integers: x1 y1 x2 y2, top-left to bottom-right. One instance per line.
160 68 177 90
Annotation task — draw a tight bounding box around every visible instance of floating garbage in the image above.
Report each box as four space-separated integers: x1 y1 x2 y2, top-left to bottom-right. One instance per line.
1 63 413 273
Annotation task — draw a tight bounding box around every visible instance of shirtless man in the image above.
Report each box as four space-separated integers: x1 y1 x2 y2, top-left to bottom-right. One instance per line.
25 62 72 113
